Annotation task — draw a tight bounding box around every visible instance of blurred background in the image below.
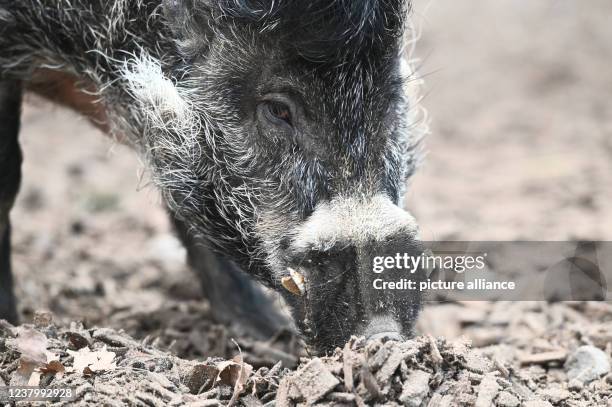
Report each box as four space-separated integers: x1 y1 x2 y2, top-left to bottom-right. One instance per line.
9 0 612 360
409 0 612 240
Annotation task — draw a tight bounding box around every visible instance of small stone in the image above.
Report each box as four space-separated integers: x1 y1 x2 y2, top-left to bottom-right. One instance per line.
399 370 431 407
495 391 519 407
564 345 611 384
538 385 571 404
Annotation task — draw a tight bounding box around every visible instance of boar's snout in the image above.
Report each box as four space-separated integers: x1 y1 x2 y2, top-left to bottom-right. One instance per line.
363 316 403 342
277 194 424 353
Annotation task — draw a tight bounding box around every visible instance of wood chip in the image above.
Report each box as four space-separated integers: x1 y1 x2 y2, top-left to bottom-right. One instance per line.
360 363 381 400
474 372 499 407
343 341 354 391
293 358 339 404
375 342 405 385
328 392 356 403
428 335 443 366
519 350 568 366
400 370 431 407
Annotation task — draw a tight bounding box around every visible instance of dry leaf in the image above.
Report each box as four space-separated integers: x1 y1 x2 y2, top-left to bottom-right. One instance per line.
216 357 253 389
32 350 66 379
68 345 117 376
184 364 219 393
223 352 254 407
66 331 90 350
39 360 66 379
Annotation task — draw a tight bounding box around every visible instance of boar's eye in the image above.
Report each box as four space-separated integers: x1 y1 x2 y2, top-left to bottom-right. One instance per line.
258 98 294 128
266 101 291 123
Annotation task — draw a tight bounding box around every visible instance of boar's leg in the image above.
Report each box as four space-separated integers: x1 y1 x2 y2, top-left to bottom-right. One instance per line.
0 79 22 324
171 215 291 339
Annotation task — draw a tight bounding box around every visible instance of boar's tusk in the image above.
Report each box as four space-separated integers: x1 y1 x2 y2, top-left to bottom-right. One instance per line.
289 267 306 294
281 267 306 296
281 277 301 296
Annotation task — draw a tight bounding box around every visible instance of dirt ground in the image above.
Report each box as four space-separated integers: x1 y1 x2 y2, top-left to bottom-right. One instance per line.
2 0 612 406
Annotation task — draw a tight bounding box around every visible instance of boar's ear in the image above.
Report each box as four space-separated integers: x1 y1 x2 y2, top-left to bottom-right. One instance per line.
162 0 214 59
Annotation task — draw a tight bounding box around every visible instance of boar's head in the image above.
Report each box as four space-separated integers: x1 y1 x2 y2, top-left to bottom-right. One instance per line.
133 0 427 353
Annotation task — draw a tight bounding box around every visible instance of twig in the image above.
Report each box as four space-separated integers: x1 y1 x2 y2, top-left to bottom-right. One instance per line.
228 339 246 407
428 334 443 366
342 341 354 392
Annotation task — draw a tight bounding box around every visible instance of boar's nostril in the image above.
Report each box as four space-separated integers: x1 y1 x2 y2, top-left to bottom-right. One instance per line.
367 331 403 342
363 316 402 343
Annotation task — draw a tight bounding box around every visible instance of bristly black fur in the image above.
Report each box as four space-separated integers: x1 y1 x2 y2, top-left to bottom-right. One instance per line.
0 0 426 352
215 0 409 61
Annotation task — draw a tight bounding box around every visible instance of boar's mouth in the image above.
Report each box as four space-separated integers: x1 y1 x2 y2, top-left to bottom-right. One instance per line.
257 194 423 353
